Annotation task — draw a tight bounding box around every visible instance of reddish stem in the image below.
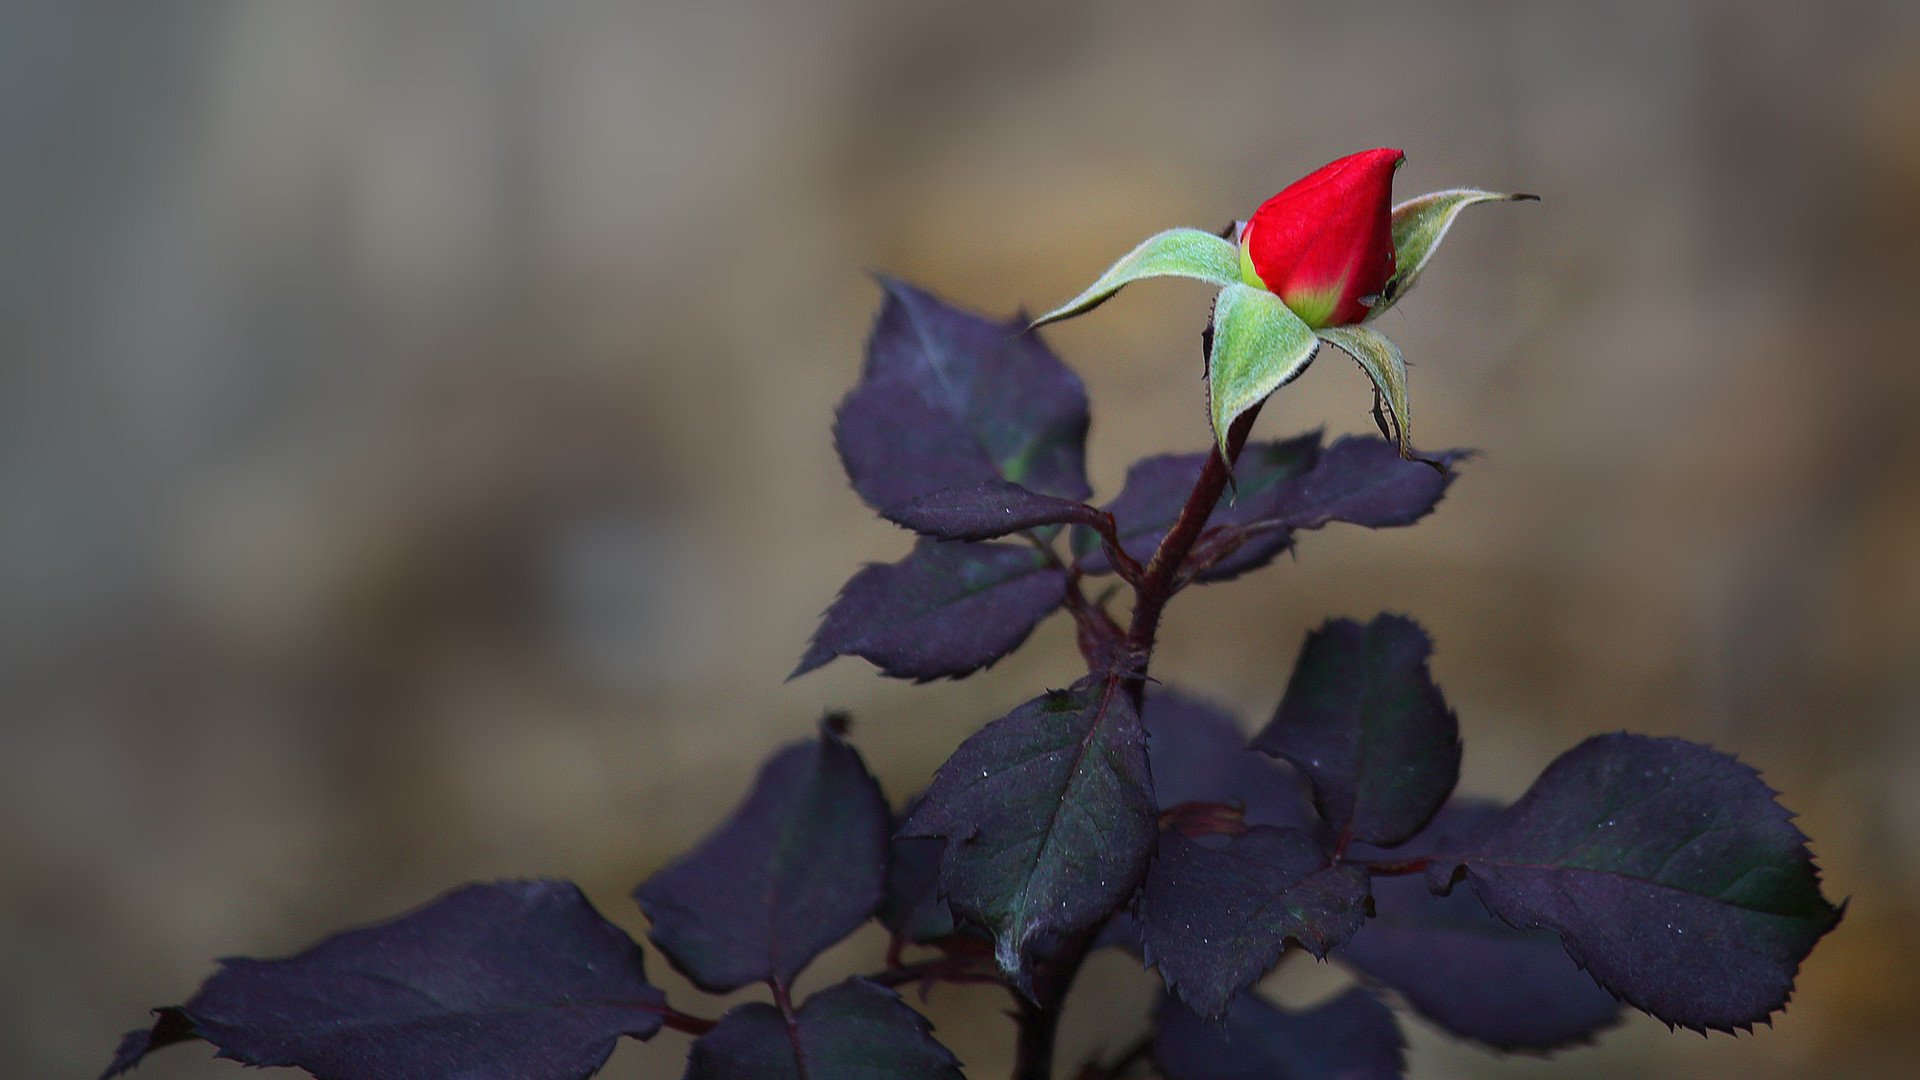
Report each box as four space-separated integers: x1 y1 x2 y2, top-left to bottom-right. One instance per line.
1064 569 1126 669
637 1002 717 1036
866 953 1007 991
771 978 805 1065
1161 800 1251 838
1122 403 1264 691
1089 511 1147 586
1359 855 1432 876
1014 400 1265 1080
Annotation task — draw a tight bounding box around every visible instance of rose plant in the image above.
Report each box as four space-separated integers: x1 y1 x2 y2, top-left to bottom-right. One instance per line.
104 151 1840 1080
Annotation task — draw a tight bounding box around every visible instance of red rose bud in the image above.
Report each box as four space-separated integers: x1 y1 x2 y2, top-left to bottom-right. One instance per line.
1239 148 1405 329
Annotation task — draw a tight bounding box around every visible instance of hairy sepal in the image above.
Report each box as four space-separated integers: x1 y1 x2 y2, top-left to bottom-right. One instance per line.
1031 227 1242 329
1371 188 1536 319
1317 324 1415 460
1207 283 1319 460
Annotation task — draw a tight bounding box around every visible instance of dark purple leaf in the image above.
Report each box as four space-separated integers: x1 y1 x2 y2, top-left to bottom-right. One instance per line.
1344 876 1623 1052
880 479 1105 542
103 881 665 1080
102 1010 194 1078
1339 802 1623 1051
901 676 1156 984
879 803 958 944
1075 432 1322 577
1145 689 1315 831
1184 436 1465 581
836 378 999 507
685 977 962 1080
1233 435 1464 532
836 278 1091 510
635 723 889 993
1152 988 1405 1080
1425 734 1844 1033
792 539 1067 681
1078 434 1458 584
1344 797 1501 862
1090 908 1143 954
1253 615 1460 847
1138 826 1371 1017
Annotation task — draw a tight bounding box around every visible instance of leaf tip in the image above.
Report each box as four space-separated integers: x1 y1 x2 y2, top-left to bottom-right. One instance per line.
995 934 1040 1001
100 1007 197 1079
869 270 913 298
788 643 834 682
1027 303 1084 333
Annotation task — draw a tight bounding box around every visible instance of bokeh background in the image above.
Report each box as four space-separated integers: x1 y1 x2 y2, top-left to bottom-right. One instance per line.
6 1 1918 1077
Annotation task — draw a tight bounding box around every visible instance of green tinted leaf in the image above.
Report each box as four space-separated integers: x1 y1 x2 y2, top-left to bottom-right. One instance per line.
1031 228 1241 329
1426 735 1844 1033
686 978 963 1080
1253 615 1460 847
1207 284 1319 457
1317 325 1413 459
901 678 1156 985
1371 188 1536 319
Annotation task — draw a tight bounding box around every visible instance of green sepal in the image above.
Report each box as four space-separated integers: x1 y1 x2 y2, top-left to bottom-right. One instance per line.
1207 284 1319 458
1369 188 1537 321
1317 325 1413 459
1031 228 1242 329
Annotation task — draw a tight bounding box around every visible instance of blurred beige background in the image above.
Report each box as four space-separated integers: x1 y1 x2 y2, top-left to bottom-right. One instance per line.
5 1 1918 1077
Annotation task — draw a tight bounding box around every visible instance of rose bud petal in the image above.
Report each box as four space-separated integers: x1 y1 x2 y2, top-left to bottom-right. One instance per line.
1239 148 1405 329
